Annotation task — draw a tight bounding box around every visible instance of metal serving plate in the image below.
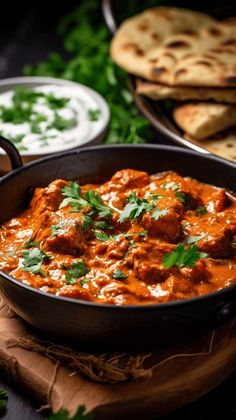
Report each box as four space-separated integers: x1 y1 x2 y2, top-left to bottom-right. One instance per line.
102 0 236 162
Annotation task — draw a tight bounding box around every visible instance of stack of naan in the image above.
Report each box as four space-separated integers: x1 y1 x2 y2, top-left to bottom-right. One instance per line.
110 7 236 162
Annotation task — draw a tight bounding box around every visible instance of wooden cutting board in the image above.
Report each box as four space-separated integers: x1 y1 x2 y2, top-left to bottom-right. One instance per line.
0 297 236 419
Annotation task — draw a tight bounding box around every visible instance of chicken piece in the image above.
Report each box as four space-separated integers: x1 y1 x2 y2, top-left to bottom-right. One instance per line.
163 274 197 300
207 189 231 213
44 214 86 256
108 169 150 192
141 207 183 243
30 179 68 217
180 260 210 283
185 219 233 259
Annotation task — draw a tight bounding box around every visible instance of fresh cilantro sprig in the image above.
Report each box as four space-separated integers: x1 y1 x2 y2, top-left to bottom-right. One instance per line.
119 192 153 222
22 246 51 276
85 190 112 219
64 260 90 285
112 269 127 280
47 405 93 419
163 244 208 269
119 192 168 223
0 388 8 416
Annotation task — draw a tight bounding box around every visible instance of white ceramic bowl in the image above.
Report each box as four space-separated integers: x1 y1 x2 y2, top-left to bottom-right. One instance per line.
0 76 110 172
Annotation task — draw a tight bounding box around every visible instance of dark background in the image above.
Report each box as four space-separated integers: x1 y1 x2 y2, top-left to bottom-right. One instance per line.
0 1 235 418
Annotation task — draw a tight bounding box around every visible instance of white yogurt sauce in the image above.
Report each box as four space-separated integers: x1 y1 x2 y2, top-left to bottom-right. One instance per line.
0 83 109 155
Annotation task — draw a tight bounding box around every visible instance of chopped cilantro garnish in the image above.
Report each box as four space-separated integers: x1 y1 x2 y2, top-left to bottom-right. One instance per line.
50 224 63 237
94 221 112 230
119 192 153 222
112 269 127 280
196 205 207 216
64 260 90 285
62 181 81 199
85 190 112 219
151 208 168 220
95 230 111 242
82 214 93 232
23 237 39 248
163 244 208 269
22 246 51 276
186 234 206 245
88 108 101 121
51 113 77 131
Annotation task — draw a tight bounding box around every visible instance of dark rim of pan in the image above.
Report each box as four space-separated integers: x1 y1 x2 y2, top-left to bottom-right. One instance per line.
0 143 235 310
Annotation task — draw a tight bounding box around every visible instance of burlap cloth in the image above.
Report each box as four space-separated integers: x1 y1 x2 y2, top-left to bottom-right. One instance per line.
0 294 236 419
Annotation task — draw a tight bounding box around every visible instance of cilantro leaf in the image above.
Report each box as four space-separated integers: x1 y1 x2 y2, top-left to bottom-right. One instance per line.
88 108 101 121
82 214 93 232
112 269 127 280
22 246 51 276
85 190 112 219
62 182 81 199
186 234 206 245
95 231 111 242
23 237 39 248
94 221 112 230
51 224 63 237
151 208 168 220
174 191 187 204
64 260 90 285
47 405 93 419
163 244 208 269
0 388 8 415
196 205 207 216
162 182 179 191
119 192 153 222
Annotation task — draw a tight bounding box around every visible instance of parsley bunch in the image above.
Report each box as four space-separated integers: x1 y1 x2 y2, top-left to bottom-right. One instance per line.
23 0 154 144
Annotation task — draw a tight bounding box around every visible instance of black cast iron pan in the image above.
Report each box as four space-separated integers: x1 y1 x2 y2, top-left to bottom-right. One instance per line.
0 138 235 350
102 0 236 161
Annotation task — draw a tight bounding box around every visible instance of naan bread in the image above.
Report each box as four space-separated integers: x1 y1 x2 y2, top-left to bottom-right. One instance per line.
185 130 236 162
111 7 236 87
173 103 236 139
136 80 236 103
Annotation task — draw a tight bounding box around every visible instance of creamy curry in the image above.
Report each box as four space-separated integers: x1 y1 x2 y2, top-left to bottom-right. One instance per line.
0 169 235 305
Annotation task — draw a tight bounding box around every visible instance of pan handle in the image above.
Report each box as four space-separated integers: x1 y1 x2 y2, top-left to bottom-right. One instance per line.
102 0 117 34
0 135 23 172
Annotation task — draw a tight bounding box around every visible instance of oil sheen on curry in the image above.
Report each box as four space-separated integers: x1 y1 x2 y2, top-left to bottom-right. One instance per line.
0 169 235 305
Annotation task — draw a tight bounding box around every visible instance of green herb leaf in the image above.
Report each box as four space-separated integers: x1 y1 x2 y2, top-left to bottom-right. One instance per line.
51 224 63 237
112 269 127 280
196 205 207 216
88 108 101 121
85 190 112 219
162 182 179 191
62 181 81 199
82 214 93 232
95 231 111 242
23 237 39 248
64 260 90 285
151 208 168 220
47 405 93 419
186 234 206 245
22 246 51 276
119 192 153 222
94 221 112 230
0 388 8 416
163 244 208 269
174 191 187 204
46 94 69 109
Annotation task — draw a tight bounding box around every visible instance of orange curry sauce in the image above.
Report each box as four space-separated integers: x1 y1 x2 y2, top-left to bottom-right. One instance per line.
0 169 235 305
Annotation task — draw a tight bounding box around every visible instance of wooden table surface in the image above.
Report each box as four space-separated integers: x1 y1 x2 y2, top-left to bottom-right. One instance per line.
0 371 236 419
